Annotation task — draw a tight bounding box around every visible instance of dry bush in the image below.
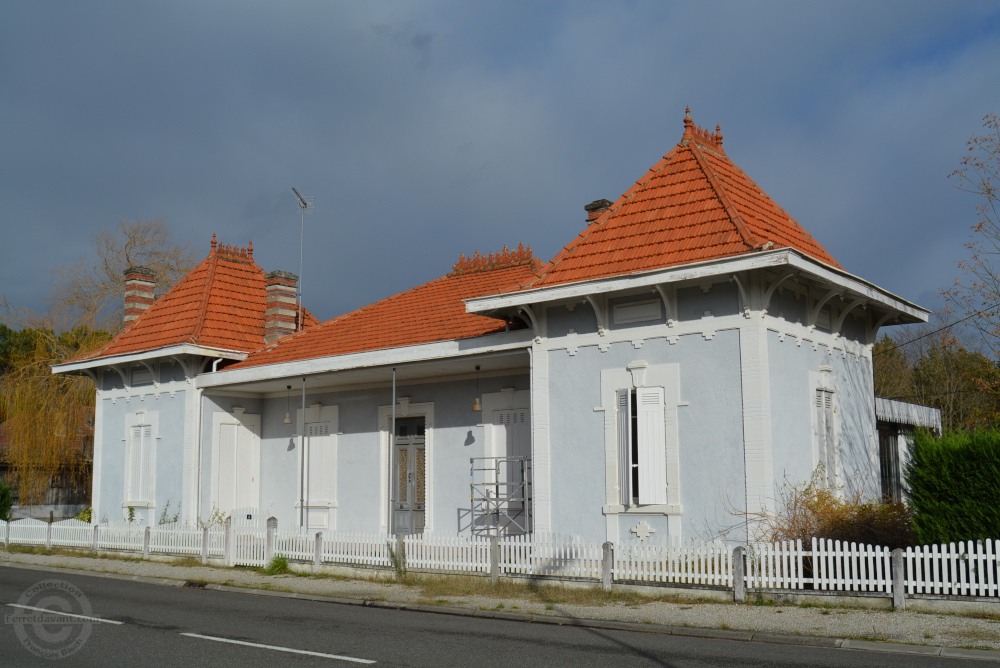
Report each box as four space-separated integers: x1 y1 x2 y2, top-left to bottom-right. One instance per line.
746 467 916 550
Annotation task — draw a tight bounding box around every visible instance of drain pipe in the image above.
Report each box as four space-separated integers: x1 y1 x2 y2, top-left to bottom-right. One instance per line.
391 367 396 534
299 377 306 529
211 358 223 372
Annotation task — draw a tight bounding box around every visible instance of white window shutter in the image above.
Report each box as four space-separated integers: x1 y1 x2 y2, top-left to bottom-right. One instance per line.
616 389 632 505
636 387 668 505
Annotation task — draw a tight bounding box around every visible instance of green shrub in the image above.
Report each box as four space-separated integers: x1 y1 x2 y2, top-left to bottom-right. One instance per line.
0 481 13 521
75 507 92 523
264 556 291 576
906 429 1000 544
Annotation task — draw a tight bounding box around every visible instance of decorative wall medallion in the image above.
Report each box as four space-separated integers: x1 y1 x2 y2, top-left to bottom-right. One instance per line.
630 520 655 541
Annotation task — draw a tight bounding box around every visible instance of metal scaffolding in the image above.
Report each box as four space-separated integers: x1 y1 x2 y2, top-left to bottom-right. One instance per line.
469 456 531 536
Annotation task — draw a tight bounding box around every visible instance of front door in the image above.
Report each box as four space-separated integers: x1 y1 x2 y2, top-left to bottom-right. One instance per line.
392 417 425 535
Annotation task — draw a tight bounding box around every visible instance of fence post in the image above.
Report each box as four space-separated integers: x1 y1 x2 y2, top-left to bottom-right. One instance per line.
224 517 232 566
265 517 277 564
395 534 405 575
143 526 150 559
201 527 209 564
46 519 52 549
5 519 10 548
601 541 614 592
490 535 500 584
891 548 906 610
92 525 99 552
733 546 746 603
314 532 322 572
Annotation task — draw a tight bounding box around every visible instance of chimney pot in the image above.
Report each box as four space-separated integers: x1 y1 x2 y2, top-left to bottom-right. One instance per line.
584 199 613 224
123 266 157 325
264 270 300 343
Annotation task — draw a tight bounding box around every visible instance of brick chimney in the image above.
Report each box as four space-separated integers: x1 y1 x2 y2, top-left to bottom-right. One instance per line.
584 199 613 224
123 266 157 324
264 270 299 344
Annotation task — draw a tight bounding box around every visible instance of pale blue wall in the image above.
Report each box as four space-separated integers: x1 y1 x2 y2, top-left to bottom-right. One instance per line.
767 330 878 500
202 373 529 533
96 388 188 525
545 328 746 543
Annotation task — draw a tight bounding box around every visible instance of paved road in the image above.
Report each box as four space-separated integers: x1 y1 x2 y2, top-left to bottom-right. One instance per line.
0 566 986 667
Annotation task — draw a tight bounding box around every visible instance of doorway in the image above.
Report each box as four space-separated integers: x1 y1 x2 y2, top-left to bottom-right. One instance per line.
392 417 425 535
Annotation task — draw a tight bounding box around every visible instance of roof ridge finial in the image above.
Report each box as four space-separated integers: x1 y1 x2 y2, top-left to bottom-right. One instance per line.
715 123 723 146
211 232 217 253
684 106 693 130
248 239 253 261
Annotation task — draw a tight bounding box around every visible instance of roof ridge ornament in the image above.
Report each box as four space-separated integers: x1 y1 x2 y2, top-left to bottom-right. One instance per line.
680 108 724 152
450 243 533 275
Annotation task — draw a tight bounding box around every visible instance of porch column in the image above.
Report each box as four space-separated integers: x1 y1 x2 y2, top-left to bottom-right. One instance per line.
529 344 551 532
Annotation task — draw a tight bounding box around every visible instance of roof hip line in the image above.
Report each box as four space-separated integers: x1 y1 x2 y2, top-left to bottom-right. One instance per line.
688 139 766 251
190 252 217 344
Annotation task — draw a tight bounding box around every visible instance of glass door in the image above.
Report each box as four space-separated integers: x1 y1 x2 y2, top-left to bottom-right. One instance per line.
392 417 425 534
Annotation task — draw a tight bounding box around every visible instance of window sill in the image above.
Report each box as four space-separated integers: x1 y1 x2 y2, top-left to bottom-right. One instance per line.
603 504 682 515
121 502 154 508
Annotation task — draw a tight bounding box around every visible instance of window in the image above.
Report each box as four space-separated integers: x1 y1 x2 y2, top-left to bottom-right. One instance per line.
815 388 837 486
617 387 667 505
126 424 153 504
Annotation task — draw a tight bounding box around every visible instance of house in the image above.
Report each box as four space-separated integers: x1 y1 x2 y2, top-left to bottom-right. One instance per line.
54 110 929 543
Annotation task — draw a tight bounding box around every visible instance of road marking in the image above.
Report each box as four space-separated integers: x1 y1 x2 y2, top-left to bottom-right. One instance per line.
180 633 376 663
6 603 123 625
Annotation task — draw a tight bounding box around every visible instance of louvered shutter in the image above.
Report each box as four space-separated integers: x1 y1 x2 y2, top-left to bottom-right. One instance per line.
636 387 668 505
616 389 632 505
127 425 151 503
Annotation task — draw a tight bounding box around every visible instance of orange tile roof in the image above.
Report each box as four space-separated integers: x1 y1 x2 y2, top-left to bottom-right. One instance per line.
526 109 841 288
71 237 319 363
230 245 544 370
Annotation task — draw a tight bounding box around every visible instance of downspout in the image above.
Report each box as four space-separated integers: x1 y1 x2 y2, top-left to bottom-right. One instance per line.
299 377 306 529
391 367 396 534
211 358 223 372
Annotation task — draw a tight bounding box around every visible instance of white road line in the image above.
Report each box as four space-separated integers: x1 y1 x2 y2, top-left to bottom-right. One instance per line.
6 603 124 625
180 633 376 664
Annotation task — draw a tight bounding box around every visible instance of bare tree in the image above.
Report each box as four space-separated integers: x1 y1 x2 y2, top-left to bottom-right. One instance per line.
0 219 197 507
47 219 199 333
947 113 1000 355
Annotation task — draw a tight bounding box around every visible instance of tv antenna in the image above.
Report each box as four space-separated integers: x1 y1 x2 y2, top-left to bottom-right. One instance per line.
290 187 314 331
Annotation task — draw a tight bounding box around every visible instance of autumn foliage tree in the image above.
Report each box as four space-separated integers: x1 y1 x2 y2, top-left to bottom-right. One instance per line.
947 113 1000 356
0 220 196 507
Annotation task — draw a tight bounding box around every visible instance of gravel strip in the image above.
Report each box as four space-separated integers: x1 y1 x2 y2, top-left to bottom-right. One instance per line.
3 551 997 652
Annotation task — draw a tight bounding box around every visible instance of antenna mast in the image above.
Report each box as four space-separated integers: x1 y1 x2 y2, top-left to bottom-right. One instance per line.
290 187 313 331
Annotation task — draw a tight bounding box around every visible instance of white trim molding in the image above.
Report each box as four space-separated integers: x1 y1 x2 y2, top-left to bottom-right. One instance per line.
465 249 928 323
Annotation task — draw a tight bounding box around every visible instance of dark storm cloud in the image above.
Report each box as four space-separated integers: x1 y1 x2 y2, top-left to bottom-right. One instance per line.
1 1 998 325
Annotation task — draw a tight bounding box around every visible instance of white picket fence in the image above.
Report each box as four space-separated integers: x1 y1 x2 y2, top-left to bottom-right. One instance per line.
904 540 999 597
97 522 145 552
404 533 491 573
747 538 892 592
2 518 997 600
7 518 48 545
617 539 732 586
319 532 393 569
501 533 604 578
231 527 267 567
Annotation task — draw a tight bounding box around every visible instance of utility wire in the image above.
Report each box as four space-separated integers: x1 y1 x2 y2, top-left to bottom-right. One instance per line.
873 300 1000 356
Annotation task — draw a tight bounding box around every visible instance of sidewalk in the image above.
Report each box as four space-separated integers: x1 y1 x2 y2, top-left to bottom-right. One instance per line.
2 549 998 660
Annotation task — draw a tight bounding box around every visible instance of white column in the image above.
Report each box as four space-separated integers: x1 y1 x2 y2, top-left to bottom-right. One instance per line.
91 391 105 524
529 344 551 532
739 276 775 522
181 380 202 525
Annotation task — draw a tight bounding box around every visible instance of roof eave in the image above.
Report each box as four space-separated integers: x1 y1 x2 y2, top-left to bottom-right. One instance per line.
464 249 929 323
52 344 250 375
196 329 534 389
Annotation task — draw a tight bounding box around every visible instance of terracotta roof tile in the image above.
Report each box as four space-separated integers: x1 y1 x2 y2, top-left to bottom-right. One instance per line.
71 240 319 363
526 110 841 289
230 245 544 370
